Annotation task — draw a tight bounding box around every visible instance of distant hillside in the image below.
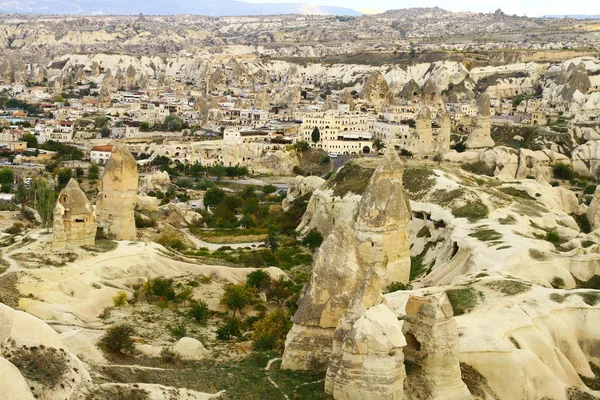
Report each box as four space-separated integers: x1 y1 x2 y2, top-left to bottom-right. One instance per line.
543 15 600 19
0 0 361 16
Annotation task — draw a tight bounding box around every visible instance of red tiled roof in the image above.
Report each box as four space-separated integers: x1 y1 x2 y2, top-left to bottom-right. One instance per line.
90 145 113 152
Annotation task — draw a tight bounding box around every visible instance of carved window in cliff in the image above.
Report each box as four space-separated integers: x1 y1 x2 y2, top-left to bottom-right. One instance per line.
60 195 68 204
403 333 421 362
75 218 85 223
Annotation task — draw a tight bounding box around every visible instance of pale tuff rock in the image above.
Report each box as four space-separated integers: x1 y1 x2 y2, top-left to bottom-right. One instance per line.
572 139 600 177
435 112 452 154
138 170 170 194
465 94 494 149
402 293 471 400
173 337 209 360
325 303 406 400
96 144 139 240
587 186 600 231
562 63 591 102
52 178 97 248
354 148 412 286
325 270 405 400
0 303 93 400
361 70 392 110
253 90 270 110
281 221 363 371
413 107 434 154
282 175 325 212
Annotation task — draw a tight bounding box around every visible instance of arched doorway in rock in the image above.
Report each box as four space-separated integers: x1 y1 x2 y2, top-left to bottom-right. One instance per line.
403 332 421 362
362 146 371 154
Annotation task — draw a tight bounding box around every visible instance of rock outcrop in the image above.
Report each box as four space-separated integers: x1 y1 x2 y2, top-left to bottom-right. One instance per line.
325 268 405 400
0 303 93 399
96 144 139 240
354 148 412 286
361 70 392 110
403 293 471 400
52 178 97 248
588 186 600 231
282 175 325 211
465 94 495 149
173 337 209 360
281 221 363 371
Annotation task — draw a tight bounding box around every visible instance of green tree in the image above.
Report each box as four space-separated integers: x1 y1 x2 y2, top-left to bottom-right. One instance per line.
203 187 225 208
373 138 385 152
99 126 111 138
265 231 279 252
261 184 277 195
21 133 38 148
220 283 254 316
56 168 72 190
311 127 320 143
140 121 150 131
294 140 310 152
242 196 260 215
246 269 272 290
99 324 136 354
0 168 14 185
302 229 324 252
251 309 293 351
164 115 183 131
14 182 27 206
88 163 100 180
35 180 56 227
553 163 575 180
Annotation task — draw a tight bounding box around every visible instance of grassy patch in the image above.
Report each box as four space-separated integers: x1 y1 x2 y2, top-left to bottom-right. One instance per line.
445 287 483 316
452 202 489 222
580 363 600 391
578 275 600 290
403 167 437 196
95 353 327 400
324 158 378 197
486 280 531 296
469 227 502 242
499 187 535 200
529 248 548 261
575 292 600 306
8 344 69 389
461 161 495 177
81 240 119 253
498 215 516 225
549 293 566 303
430 188 465 207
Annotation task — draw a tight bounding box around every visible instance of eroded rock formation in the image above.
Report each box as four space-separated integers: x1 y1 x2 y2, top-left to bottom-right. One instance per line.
52 178 97 248
96 144 139 240
354 148 412 287
465 94 495 149
403 293 471 400
281 221 362 371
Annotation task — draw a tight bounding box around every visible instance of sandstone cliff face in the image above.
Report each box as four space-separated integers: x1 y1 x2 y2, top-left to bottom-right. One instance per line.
282 175 325 211
281 221 363 371
587 186 600 231
96 144 139 240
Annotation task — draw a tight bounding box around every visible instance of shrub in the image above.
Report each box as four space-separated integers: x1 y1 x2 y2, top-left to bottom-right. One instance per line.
461 161 494 177
549 293 566 303
156 231 187 251
574 213 591 234
452 202 489 222
251 309 292 351
584 185 597 195
160 346 180 363
545 231 561 245
550 277 565 289
189 300 210 325
486 280 531 296
21 208 37 223
5 223 23 235
146 277 176 301
112 291 128 307
169 323 187 339
386 281 413 292
216 317 242 340
302 229 323 252
553 163 574 180
99 324 136 354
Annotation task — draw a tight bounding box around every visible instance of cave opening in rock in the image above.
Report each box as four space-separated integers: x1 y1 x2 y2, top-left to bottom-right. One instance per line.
403 333 421 362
